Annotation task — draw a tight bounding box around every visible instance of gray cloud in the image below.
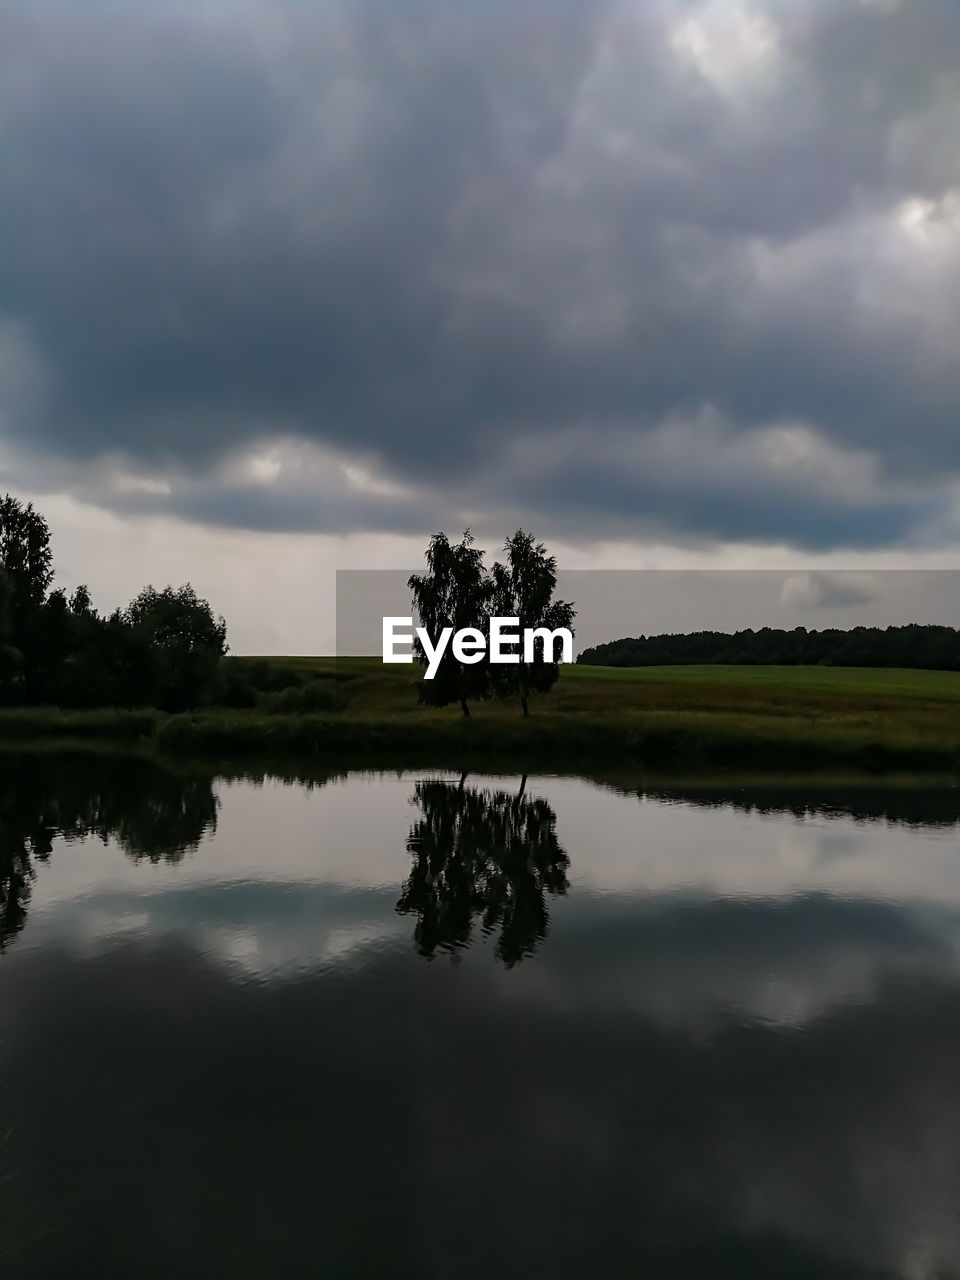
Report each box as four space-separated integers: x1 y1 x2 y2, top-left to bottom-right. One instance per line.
2 0 960 547
780 569 884 608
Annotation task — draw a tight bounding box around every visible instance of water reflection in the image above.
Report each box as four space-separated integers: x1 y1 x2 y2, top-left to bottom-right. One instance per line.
629 777 960 828
0 753 218 949
397 774 569 965
3 757 960 1277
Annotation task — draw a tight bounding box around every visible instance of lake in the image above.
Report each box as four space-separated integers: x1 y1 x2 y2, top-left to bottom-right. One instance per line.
2 752 959 1278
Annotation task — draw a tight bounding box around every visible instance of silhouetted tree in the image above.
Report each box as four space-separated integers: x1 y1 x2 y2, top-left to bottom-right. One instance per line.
0 567 11 639
0 495 53 611
68 584 94 618
490 530 576 715
397 776 569 966
0 495 55 699
0 498 233 709
125 583 228 710
408 531 494 716
0 568 20 701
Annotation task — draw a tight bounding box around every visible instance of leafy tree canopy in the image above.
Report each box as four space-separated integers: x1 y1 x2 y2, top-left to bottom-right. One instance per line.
0 497 231 711
0 494 53 611
409 528 576 716
125 583 228 656
491 529 576 715
408 530 494 716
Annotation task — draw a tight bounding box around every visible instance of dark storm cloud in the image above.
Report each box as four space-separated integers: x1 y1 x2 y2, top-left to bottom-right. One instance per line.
2 0 960 546
105 469 442 536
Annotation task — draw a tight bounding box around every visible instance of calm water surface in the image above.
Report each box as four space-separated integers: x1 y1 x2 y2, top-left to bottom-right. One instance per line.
2 754 960 1278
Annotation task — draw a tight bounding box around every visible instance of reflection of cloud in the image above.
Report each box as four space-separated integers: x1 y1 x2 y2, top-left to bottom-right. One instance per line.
553 781 960 908
193 918 407 975
780 570 883 608
11 767 960 1277
6 913 960 1278
29 872 960 1038
534 892 960 1034
28 881 408 979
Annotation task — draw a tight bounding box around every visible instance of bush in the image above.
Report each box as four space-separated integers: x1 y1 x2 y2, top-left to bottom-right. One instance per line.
219 658 305 696
219 678 258 709
260 679 338 714
214 658 311 708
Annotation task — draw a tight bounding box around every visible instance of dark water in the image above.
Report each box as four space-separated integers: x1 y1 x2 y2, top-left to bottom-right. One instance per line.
2 754 960 1279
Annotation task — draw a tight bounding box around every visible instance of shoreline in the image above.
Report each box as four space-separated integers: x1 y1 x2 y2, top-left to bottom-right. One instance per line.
1 703 958 773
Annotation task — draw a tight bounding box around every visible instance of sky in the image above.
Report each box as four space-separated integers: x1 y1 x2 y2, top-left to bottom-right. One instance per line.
2 0 960 652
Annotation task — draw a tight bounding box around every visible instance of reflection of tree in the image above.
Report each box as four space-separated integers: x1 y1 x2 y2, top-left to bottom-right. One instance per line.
397 775 569 967
0 753 218 951
0 844 33 949
106 774 219 864
637 781 960 830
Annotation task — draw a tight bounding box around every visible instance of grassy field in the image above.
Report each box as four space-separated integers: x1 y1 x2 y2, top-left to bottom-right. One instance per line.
3 658 960 771
247 655 960 719
249 654 960 700
566 662 960 700
175 657 960 770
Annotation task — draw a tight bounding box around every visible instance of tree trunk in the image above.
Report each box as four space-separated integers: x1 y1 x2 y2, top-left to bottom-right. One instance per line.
519 659 529 716
460 697 470 717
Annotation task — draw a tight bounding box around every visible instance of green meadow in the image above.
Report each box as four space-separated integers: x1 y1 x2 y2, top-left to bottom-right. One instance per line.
4 657 960 772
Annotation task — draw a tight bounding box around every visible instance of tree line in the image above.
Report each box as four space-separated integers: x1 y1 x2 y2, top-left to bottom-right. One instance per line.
0 493 229 709
409 529 576 715
578 624 960 670
1 499 577 714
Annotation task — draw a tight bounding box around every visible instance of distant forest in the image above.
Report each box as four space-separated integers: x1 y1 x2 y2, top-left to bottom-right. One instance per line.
577 625 960 671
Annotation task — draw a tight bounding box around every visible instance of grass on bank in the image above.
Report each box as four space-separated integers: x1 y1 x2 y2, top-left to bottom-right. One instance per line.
3 657 960 771
240 654 960 709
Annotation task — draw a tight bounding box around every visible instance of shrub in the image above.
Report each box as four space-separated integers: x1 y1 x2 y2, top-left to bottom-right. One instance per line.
260 679 338 714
